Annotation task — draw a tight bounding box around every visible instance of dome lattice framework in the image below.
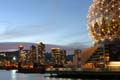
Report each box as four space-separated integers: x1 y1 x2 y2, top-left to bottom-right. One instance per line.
88 0 120 43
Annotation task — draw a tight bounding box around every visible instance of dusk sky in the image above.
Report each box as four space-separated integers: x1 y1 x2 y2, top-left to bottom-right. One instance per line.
0 0 92 46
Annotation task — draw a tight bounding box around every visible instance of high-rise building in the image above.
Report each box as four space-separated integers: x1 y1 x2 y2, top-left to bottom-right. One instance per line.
60 50 66 66
51 48 66 66
51 48 61 66
29 45 37 63
18 44 26 63
37 42 46 65
73 49 82 68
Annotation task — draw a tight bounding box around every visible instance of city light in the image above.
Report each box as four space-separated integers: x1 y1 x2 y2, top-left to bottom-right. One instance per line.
13 56 16 61
109 62 120 66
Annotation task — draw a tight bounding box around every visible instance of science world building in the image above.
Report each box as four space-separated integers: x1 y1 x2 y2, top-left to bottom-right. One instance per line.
82 0 120 70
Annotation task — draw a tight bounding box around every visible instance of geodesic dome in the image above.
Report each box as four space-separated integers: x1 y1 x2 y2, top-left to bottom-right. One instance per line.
87 0 120 43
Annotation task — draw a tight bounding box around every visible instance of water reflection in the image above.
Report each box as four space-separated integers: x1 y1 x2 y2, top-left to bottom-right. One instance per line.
11 70 17 80
0 70 115 80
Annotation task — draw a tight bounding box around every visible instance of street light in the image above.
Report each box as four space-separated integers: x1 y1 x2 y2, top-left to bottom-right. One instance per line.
13 56 16 61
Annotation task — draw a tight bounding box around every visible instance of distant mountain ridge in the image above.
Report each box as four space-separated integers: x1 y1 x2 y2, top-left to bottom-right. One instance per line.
0 42 84 54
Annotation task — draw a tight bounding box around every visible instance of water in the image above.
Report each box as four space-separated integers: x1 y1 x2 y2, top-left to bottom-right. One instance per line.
0 70 110 80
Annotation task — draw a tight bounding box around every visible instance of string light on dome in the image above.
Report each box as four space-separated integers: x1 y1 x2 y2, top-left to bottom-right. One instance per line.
87 0 120 43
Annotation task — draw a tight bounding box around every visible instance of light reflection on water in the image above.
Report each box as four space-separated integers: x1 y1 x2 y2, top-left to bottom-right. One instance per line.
11 70 16 80
0 70 108 80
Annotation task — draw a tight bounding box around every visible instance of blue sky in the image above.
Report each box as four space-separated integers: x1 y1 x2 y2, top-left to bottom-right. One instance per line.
0 0 92 46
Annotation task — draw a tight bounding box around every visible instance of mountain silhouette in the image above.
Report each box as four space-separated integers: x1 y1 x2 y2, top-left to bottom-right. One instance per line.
0 42 83 54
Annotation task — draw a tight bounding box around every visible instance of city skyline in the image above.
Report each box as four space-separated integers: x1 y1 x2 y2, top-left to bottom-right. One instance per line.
0 0 92 47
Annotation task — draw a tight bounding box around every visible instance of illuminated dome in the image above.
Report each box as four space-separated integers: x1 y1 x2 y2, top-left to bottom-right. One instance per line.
87 0 120 43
